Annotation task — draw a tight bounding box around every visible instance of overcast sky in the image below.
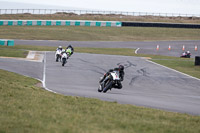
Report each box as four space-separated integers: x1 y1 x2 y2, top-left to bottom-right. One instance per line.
1 0 200 14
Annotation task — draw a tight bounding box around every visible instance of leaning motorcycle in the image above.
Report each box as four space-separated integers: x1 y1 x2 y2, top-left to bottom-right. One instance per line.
66 48 72 59
55 49 62 62
98 71 120 93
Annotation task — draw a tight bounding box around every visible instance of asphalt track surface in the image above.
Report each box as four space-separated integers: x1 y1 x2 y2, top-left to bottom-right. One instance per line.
15 39 200 57
1 40 200 115
45 52 200 115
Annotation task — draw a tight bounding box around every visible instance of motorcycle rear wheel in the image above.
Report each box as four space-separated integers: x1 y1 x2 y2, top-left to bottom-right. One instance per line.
56 55 59 62
62 58 66 66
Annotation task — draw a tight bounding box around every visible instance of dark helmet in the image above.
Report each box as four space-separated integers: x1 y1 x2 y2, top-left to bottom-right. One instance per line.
108 69 113 72
119 65 124 71
68 45 72 47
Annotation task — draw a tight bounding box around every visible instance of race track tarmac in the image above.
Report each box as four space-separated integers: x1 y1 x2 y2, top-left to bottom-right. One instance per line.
15 40 200 57
45 52 200 115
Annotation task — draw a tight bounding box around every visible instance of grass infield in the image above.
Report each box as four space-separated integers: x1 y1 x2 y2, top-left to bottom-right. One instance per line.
0 26 200 41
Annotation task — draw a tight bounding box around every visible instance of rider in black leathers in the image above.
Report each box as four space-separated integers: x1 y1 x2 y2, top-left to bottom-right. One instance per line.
99 65 125 89
66 45 74 55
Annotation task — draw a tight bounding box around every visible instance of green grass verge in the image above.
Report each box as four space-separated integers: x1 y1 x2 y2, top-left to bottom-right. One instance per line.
0 46 28 58
0 69 200 133
151 59 200 78
0 26 200 41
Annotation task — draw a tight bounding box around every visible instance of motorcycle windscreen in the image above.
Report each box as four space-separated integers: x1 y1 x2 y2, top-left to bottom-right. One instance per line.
110 71 120 80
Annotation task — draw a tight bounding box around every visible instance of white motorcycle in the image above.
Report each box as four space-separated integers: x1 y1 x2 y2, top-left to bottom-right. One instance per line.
61 52 70 66
55 49 62 62
98 71 121 93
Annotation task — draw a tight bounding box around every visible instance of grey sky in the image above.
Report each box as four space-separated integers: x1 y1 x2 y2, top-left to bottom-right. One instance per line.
0 0 200 14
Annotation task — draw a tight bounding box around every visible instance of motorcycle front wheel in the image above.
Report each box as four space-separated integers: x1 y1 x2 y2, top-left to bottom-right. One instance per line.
103 81 112 93
98 85 103 92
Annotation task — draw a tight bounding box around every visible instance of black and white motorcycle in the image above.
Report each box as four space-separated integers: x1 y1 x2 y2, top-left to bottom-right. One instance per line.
61 52 68 66
98 71 120 93
55 49 62 62
61 51 71 66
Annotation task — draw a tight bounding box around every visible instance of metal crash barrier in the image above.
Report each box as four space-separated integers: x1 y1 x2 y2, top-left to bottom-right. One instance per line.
0 39 14 46
0 20 122 27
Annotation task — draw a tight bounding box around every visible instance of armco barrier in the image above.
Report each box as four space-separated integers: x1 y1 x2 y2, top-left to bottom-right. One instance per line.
122 22 200 29
0 20 122 27
0 40 6 45
7 40 14 46
0 39 14 46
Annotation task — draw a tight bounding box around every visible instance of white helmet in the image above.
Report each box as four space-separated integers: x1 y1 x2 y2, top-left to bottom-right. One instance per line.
187 51 190 53
59 46 62 49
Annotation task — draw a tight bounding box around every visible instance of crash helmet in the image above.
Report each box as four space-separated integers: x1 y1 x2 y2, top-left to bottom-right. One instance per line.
119 65 124 71
59 46 62 49
108 69 113 72
187 51 190 53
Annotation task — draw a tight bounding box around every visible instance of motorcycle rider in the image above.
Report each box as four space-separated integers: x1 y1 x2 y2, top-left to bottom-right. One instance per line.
66 45 74 55
181 51 186 57
181 51 191 58
56 46 63 51
186 51 191 57
99 65 125 89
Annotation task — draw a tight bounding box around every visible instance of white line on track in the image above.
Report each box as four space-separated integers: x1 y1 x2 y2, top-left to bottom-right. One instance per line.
135 48 140 54
146 59 200 81
42 51 46 88
42 52 57 93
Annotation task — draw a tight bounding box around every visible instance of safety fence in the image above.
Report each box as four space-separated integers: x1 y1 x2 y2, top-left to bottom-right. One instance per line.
0 20 122 27
0 9 200 17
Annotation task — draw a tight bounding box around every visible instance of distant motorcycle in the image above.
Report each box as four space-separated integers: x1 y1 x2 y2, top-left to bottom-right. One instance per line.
66 48 72 59
98 71 121 93
61 52 68 66
180 52 191 58
55 49 62 62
